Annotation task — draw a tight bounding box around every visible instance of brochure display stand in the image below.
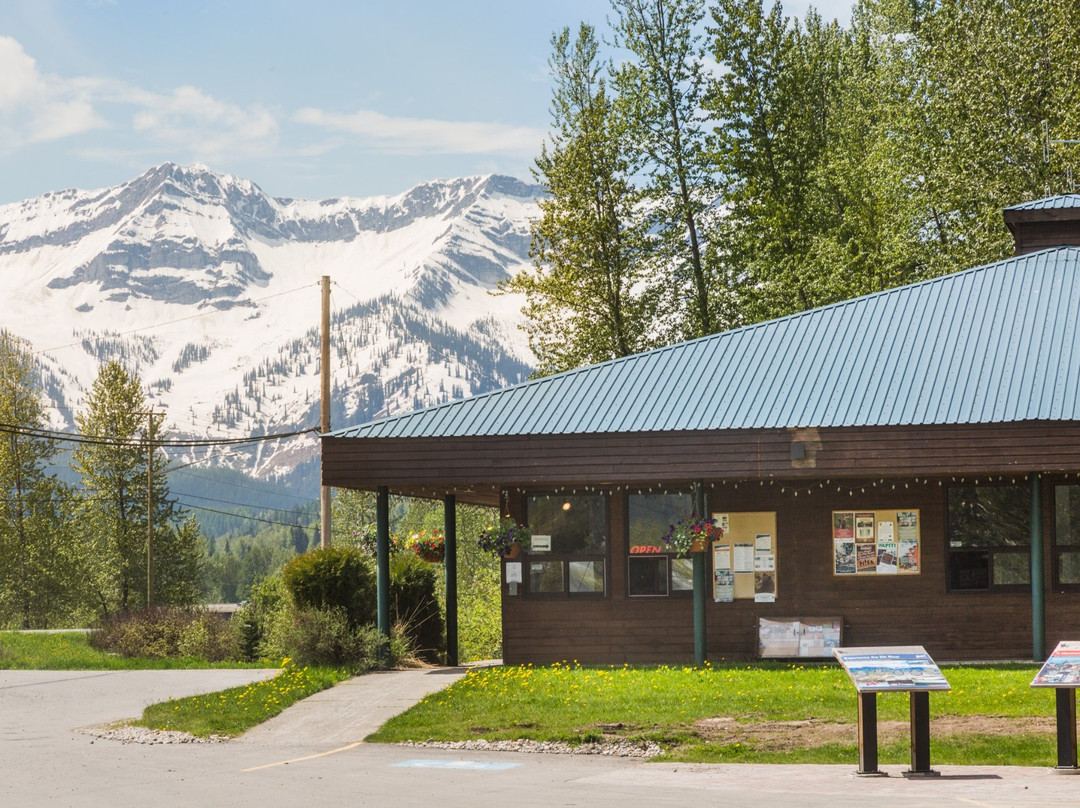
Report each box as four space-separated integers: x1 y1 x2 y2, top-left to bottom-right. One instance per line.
1031 641 1080 773
833 646 950 777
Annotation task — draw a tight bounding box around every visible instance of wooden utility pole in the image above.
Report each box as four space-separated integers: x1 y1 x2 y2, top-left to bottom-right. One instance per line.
320 275 332 549
143 410 164 607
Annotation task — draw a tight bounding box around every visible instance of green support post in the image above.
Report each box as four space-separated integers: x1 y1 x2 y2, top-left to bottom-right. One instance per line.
694 481 707 665
1032 473 1045 663
376 485 391 665
444 494 459 667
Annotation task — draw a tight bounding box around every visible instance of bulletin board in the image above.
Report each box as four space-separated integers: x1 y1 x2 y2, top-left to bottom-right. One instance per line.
712 511 777 602
831 509 920 576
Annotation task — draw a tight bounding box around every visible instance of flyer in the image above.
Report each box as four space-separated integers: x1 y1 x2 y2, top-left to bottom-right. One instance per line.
713 513 730 534
754 553 775 572
733 543 755 573
713 544 731 571
755 533 772 551
898 540 919 572
876 541 898 574
714 569 734 603
855 513 875 542
897 510 918 541
834 539 856 574
877 520 895 542
833 511 855 539
856 543 877 572
754 570 776 602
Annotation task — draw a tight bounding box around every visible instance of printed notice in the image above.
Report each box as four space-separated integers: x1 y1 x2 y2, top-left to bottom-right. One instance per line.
714 570 734 603
878 521 895 542
754 554 775 572
897 511 918 542
755 534 772 551
733 543 755 573
714 544 731 571
855 513 875 542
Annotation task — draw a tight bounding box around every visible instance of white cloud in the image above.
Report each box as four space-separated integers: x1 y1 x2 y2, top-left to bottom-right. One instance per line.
0 36 105 146
295 107 544 158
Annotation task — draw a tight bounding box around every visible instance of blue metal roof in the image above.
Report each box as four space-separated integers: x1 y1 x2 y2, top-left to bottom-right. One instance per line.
1006 195 1080 211
330 247 1080 439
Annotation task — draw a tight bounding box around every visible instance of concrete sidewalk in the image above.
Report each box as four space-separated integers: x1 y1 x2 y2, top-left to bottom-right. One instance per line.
237 665 472 746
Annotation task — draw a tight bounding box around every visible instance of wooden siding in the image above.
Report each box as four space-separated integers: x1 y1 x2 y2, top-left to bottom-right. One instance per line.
323 421 1080 503
498 485 1070 664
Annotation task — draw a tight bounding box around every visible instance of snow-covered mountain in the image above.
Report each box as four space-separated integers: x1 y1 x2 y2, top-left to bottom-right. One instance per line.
0 163 539 483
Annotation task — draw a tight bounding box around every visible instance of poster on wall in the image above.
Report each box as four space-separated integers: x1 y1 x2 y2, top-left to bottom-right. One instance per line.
833 512 855 539
833 509 920 576
855 513 875 542
834 540 856 574
713 569 734 603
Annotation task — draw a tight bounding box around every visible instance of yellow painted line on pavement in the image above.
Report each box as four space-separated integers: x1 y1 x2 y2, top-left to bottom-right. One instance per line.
242 741 364 772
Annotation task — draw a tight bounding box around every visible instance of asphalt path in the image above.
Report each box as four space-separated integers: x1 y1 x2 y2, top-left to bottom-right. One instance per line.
2 668 1079 808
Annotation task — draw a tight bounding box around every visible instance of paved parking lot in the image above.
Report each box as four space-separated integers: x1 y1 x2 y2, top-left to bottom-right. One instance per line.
3 668 1079 808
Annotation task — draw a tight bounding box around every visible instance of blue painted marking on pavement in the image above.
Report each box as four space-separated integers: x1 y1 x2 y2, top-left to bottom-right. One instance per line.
393 759 521 771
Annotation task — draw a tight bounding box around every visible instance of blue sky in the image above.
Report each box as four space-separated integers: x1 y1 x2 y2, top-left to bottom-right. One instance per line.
1 0 853 204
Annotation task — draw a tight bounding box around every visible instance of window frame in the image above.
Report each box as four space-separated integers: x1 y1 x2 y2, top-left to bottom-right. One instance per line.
945 484 1031 593
522 492 609 599
625 491 696 598
1053 484 1080 592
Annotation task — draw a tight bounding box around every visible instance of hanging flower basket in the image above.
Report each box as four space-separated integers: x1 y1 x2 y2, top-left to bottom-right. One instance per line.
477 518 531 559
661 514 723 558
409 529 445 563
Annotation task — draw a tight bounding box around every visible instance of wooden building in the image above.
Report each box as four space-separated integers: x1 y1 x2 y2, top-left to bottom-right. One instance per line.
323 196 1080 664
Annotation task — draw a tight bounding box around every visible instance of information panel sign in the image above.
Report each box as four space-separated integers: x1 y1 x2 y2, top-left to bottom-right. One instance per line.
832 646 950 692
1031 641 1080 688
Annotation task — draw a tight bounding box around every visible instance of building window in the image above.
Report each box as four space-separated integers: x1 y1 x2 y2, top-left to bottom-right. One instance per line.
947 485 1030 591
627 492 695 596
525 494 607 596
1054 485 1080 587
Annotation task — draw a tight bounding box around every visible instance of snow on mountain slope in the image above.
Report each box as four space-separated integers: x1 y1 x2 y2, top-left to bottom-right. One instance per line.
0 163 539 480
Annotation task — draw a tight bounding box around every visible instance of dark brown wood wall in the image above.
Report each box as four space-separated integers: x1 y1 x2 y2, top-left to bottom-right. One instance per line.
499 480 1075 665
323 422 1080 504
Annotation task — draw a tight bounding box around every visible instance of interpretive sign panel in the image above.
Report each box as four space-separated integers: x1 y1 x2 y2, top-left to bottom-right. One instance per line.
1032 641 1080 687
832 646 950 692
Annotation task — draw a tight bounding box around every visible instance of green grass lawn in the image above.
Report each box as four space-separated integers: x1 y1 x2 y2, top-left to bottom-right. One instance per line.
0 631 277 670
368 661 1060 766
135 662 351 737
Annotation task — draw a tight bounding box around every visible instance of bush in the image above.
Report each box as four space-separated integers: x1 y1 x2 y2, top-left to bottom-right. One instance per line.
266 605 381 667
89 608 236 661
390 553 444 663
281 547 376 628
233 574 288 662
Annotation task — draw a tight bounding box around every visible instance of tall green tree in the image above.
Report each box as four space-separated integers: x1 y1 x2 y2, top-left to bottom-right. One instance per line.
882 0 1080 277
503 23 658 375
72 361 198 613
0 331 81 628
611 0 719 339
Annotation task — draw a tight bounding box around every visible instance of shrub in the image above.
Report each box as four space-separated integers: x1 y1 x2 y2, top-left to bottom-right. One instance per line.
89 608 235 660
390 553 444 663
233 574 288 662
281 547 377 628
266 605 381 667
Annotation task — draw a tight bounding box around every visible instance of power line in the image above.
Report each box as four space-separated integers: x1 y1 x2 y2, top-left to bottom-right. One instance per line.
0 421 318 448
176 500 318 532
177 490 315 518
